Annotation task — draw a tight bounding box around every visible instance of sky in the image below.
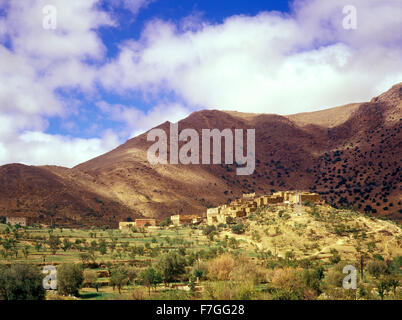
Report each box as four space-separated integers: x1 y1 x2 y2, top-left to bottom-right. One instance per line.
0 0 401 167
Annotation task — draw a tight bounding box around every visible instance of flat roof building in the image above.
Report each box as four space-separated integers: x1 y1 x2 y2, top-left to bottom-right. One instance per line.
6 216 30 227
171 214 201 226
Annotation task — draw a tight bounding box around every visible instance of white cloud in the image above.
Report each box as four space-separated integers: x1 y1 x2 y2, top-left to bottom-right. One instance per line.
99 0 402 114
1 0 402 167
0 0 117 166
6 0 113 61
0 129 119 167
0 0 114 117
96 101 192 137
117 0 154 15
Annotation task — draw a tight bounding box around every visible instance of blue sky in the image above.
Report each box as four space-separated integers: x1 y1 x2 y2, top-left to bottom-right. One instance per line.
0 0 401 166
65 0 292 138
47 0 292 139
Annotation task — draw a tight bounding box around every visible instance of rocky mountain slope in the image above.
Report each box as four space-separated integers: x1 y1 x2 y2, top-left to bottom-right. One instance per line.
0 83 401 226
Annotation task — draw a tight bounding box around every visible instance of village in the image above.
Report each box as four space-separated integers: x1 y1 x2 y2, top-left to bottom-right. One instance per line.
1 190 401 301
2 191 323 230
118 191 323 231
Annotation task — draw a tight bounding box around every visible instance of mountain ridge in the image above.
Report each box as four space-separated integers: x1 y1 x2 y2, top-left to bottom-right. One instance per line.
0 83 401 227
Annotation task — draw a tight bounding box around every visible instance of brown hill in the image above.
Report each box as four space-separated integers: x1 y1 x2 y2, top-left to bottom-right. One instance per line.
0 83 401 226
0 164 142 227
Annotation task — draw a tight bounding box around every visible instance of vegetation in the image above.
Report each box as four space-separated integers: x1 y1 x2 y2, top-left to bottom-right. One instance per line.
0 264 45 300
0 205 401 300
57 264 83 296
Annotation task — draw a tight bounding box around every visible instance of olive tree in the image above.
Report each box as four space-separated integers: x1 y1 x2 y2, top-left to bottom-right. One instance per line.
57 263 83 296
0 264 45 300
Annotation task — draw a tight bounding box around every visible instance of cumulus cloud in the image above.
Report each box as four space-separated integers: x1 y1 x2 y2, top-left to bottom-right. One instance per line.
0 0 117 167
0 129 119 167
99 0 402 114
0 0 115 115
96 101 192 137
1 0 402 167
115 0 154 15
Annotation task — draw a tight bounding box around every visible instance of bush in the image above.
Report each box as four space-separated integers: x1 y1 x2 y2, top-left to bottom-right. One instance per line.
329 249 341 264
202 225 216 236
207 254 235 281
192 261 208 280
57 264 83 296
301 266 324 294
230 255 266 284
367 260 388 279
325 264 346 288
372 254 384 261
388 256 402 275
0 264 45 300
376 275 399 299
202 280 256 300
267 267 304 300
231 223 246 234
159 218 171 227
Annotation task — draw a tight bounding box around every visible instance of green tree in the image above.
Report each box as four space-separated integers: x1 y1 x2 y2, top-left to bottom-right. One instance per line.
159 217 172 228
139 267 162 295
301 266 324 294
202 225 216 236
0 264 45 300
110 268 128 294
126 266 138 285
79 252 91 265
22 245 30 259
62 238 72 252
34 241 42 252
2 238 17 257
48 235 61 255
57 264 83 296
98 239 107 255
83 269 98 291
156 251 186 285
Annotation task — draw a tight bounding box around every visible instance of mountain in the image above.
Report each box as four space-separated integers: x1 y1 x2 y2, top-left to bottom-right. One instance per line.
0 164 143 227
0 83 401 226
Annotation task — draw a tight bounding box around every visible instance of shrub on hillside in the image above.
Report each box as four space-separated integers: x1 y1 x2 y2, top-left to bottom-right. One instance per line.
0 264 45 300
207 253 235 281
267 267 304 300
231 255 266 284
367 260 388 279
231 223 246 234
159 217 171 227
192 261 208 281
202 225 217 236
202 280 257 300
388 256 402 275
